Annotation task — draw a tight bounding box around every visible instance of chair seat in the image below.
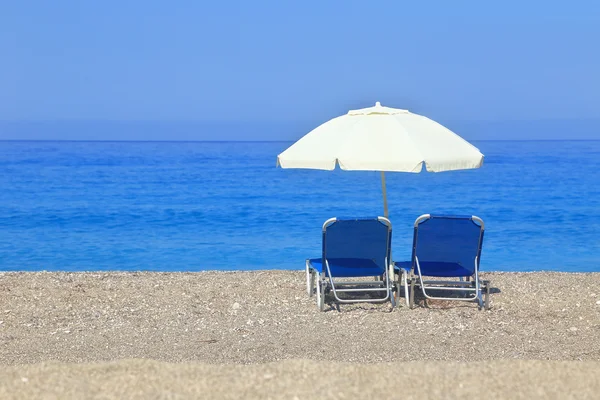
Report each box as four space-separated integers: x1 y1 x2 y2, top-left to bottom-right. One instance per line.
394 261 474 277
308 258 384 277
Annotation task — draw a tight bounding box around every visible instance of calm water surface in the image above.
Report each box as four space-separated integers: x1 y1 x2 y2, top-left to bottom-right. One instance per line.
0 140 599 272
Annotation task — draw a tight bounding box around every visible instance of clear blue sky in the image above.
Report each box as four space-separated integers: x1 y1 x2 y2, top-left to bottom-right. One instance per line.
2 0 600 140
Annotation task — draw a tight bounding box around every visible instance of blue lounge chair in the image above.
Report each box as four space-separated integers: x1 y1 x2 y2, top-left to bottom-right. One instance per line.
305 217 402 311
395 214 491 310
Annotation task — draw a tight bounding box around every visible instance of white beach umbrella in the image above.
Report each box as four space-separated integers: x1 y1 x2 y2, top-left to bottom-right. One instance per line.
277 102 484 217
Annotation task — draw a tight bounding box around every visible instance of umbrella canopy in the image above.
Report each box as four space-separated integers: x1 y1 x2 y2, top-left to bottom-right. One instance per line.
277 102 484 216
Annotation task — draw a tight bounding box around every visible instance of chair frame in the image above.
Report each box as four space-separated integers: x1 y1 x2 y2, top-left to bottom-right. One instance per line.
306 217 403 311
407 214 491 310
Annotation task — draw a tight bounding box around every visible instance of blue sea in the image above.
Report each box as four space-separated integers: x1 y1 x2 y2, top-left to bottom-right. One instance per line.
0 140 599 272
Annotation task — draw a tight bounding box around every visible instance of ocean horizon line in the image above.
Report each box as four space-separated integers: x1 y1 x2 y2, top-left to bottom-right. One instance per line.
2 139 600 143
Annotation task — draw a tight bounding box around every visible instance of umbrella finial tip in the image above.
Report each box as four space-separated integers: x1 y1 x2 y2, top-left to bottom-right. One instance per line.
375 101 381 107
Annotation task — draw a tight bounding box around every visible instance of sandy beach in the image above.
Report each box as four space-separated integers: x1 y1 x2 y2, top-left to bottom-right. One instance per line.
1 270 599 399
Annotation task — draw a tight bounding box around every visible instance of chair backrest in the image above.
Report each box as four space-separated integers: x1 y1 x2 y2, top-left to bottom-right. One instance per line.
411 215 484 276
322 217 392 276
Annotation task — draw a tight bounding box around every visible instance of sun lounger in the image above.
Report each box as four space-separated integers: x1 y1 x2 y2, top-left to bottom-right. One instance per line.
395 214 491 310
305 217 400 311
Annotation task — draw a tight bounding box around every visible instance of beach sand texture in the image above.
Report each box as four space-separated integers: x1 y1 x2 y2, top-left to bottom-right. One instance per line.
1 271 599 399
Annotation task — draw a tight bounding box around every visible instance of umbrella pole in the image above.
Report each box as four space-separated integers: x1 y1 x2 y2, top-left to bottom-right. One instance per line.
381 171 393 286
380 171 389 218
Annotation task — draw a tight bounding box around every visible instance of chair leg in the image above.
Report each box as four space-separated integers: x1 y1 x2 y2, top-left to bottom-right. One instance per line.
402 271 409 307
316 279 325 311
409 278 415 309
484 280 491 310
305 262 312 297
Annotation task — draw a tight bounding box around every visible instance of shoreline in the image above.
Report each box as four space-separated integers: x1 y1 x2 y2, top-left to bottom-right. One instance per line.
2 269 599 273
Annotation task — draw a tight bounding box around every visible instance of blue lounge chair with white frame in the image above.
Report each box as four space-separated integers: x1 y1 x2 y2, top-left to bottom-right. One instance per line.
305 217 408 311
395 214 491 310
